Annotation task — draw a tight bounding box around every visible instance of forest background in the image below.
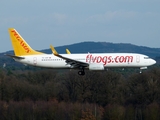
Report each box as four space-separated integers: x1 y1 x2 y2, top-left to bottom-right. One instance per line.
1 42 160 120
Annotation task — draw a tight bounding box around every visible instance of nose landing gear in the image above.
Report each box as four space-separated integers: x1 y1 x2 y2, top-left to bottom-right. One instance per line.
140 67 147 73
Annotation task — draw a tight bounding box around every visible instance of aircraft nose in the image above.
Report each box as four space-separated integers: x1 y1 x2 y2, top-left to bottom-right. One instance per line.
151 59 156 65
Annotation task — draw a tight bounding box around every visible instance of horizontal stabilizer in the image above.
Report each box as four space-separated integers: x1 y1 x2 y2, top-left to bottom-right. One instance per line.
5 54 25 59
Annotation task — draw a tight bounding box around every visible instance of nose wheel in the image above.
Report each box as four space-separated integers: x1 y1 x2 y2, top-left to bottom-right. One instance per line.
139 67 147 73
140 70 142 73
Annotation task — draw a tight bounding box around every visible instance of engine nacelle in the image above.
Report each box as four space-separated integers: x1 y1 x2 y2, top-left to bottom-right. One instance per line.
89 63 104 70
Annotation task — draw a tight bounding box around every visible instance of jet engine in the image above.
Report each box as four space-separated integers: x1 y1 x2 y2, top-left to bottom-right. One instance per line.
89 63 104 70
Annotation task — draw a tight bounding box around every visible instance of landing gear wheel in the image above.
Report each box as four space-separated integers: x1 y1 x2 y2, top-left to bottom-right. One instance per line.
139 68 142 73
78 67 85 76
78 71 85 76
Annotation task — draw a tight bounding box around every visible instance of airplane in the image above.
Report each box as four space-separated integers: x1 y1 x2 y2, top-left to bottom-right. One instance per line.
6 28 156 75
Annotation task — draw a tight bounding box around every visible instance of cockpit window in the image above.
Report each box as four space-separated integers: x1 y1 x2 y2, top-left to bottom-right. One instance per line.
144 57 149 59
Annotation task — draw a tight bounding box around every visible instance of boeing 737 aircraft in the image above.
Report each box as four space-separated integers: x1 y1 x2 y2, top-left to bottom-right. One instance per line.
7 28 156 75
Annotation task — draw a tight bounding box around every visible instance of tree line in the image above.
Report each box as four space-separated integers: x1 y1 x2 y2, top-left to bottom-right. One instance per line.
0 67 160 120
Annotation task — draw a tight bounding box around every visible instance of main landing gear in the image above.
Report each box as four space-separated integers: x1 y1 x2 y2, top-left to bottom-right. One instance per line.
78 68 85 76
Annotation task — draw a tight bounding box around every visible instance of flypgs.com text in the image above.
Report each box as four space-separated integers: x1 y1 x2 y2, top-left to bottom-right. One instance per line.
86 54 133 65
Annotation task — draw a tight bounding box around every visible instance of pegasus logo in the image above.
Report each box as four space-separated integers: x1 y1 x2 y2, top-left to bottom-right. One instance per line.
11 30 31 53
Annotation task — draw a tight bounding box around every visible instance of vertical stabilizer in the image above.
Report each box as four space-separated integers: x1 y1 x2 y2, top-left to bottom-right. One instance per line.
8 28 44 56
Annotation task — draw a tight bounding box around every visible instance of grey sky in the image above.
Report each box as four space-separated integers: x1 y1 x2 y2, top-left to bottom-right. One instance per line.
0 0 160 52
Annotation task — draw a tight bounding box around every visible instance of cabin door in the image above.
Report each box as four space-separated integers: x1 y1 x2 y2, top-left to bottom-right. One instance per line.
136 55 140 63
33 57 37 65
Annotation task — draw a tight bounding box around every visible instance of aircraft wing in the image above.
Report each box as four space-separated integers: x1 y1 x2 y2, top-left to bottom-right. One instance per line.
50 45 88 68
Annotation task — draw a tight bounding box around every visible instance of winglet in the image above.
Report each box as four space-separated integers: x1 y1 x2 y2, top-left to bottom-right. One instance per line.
66 49 71 54
50 45 59 56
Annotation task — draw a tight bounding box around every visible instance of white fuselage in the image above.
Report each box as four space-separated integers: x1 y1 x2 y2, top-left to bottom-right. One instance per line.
14 53 156 69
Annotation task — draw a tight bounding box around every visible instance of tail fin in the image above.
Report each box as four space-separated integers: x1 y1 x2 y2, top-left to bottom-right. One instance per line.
8 28 44 56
